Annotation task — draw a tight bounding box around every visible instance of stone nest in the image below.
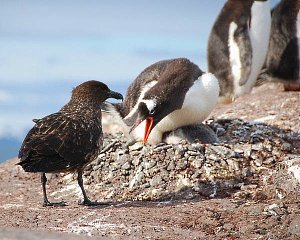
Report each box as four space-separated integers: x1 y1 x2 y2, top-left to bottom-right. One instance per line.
59 118 300 202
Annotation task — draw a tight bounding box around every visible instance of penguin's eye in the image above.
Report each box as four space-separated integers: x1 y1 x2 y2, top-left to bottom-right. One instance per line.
149 108 155 115
142 99 157 115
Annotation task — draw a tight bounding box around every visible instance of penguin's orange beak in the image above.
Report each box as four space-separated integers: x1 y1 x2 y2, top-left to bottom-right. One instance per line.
143 117 154 143
129 117 154 143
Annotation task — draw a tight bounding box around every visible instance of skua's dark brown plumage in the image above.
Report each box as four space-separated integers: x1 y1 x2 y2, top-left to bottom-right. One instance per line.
18 80 123 206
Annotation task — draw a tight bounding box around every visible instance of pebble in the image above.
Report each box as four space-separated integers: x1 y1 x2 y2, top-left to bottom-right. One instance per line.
122 162 131 170
167 162 175 171
243 145 252 158
117 155 129 164
93 165 101 171
129 171 144 188
176 159 188 170
187 151 199 156
251 144 263 151
242 168 252 177
132 157 141 166
191 159 204 169
282 142 292 152
240 184 257 190
264 158 275 165
254 159 263 167
216 127 226 136
288 215 300 236
150 176 163 187
223 223 234 231
263 203 287 217
129 142 144 151
143 160 156 170
154 144 172 151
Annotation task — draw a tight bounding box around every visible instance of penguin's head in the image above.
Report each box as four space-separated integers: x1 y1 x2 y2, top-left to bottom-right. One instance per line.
128 98 166 143
124 58 202 143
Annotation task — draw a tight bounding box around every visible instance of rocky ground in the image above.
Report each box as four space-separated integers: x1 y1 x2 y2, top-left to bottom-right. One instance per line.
0 82 299 239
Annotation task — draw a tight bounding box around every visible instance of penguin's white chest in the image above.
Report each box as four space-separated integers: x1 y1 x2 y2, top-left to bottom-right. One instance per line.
249 2 271 69
136 73 220 145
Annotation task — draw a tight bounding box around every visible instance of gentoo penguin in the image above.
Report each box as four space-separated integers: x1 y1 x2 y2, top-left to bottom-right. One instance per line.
18 81 123 206
261 0 300 91
103 58 220 145
207 0 271 101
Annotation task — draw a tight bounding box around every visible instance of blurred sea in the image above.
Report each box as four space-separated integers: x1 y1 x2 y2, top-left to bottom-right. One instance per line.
0 138 21 163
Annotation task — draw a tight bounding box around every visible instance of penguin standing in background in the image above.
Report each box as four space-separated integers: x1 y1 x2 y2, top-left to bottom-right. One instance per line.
262 0 300 91
207 0 271 102
103 58 220 145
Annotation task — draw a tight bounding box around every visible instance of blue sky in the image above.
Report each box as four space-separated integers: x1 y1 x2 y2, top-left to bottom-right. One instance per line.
0 0 278 140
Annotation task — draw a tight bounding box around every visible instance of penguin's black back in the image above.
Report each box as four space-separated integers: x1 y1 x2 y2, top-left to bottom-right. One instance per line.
120 58 202 117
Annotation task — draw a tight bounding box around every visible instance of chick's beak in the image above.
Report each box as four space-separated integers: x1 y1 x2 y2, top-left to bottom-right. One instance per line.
109 90 123 101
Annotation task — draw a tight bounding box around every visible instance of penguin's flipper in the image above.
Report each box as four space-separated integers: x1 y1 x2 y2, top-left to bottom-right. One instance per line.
234 27 252 86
